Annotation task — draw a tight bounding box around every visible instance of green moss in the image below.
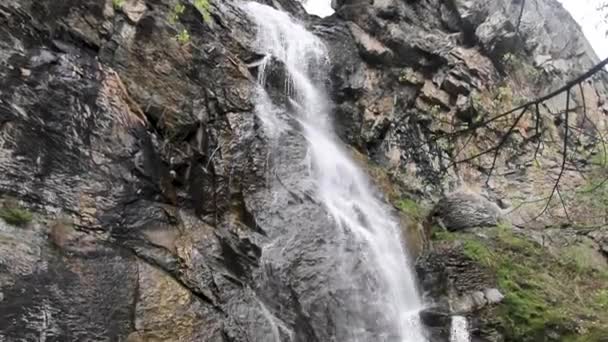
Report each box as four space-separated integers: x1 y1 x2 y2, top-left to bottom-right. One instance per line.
168 3 186 24
496 225 538 255
560 244 605 275
593 289 608 311
112 0 125 10
0 206 33 227
564 328 608 342
194 0 212 23
396 198 425 220
176 29 191 45
398 68 422 85
448 226 607 341
462 239 495 268
430 226 456 241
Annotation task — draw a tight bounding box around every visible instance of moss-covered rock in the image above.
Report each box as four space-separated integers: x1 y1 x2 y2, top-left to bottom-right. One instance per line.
419 225 608 341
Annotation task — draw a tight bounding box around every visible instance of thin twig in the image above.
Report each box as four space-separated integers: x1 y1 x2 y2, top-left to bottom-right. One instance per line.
535 90 571 219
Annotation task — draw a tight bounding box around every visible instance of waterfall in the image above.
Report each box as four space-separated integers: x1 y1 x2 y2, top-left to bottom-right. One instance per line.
450 316 470 342
244 2 426 341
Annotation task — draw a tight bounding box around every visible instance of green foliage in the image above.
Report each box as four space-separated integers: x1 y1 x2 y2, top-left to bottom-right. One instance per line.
194 0 212 23
176 29 191 45
428 104 441 117
446 226 608 341
469 91 487 117
0 206 33 227
169 3 186 24
495 85 513 104
462 239 495 267
398 68 422 85
594 289 608 310
396 198 425 220
561 245 599 274
113 0 125 10
493 85 515 112
430 225 456 241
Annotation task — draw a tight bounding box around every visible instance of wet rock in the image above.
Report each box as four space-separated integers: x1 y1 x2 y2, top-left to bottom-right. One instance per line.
420 307 451 327
0 220 137 341
416 242 495 300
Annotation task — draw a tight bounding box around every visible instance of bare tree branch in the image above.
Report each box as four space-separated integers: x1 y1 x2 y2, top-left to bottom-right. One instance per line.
535 89 571 220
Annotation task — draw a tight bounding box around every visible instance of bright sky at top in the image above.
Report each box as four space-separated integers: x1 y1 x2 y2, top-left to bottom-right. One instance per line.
557 0 608 59
301 0 334 17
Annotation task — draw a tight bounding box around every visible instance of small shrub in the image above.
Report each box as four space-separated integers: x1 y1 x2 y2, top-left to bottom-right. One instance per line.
113 0 125 10
0 206 33 226
176 29 191 45
398 68 422 85
396 198 425 220
169 3 186 24
428 104 441 117
469 91 487 117
194 0 212 23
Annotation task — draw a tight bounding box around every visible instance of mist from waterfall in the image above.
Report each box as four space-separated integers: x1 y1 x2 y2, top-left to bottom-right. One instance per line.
244 2 426 341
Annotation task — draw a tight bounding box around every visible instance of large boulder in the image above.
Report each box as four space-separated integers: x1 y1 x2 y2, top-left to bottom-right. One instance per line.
431 191 503 231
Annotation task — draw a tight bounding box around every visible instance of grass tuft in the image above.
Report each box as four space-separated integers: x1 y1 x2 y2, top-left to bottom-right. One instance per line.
0 206 33 227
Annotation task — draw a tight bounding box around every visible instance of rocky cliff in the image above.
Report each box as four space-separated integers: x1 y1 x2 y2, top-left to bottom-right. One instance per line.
0 0 607 341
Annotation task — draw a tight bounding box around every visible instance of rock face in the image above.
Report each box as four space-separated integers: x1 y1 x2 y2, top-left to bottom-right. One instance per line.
0 0 607 341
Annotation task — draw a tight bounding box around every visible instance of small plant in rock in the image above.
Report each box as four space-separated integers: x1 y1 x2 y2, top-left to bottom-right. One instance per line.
396 198 426 220
194 0 212 23
428 104 441 117
494 85 514 112
113 0 125 10
501 53 518 68
470 91 485 114
176 29 191 45
398 68 422 85
0 206 33 227
169 3 186 24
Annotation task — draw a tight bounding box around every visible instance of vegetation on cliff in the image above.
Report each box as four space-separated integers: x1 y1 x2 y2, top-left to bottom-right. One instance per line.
432 225 608 341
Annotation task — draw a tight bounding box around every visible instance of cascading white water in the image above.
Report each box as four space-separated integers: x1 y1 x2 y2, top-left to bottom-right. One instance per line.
450 316 470 342
244 2 426 341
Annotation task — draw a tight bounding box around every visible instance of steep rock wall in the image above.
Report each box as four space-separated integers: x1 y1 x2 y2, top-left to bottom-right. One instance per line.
0 0 606 341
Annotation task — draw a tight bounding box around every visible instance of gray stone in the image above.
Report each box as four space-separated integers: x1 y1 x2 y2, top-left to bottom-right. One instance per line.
471 290 488 308
432 191 503 231
484 288 504 304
